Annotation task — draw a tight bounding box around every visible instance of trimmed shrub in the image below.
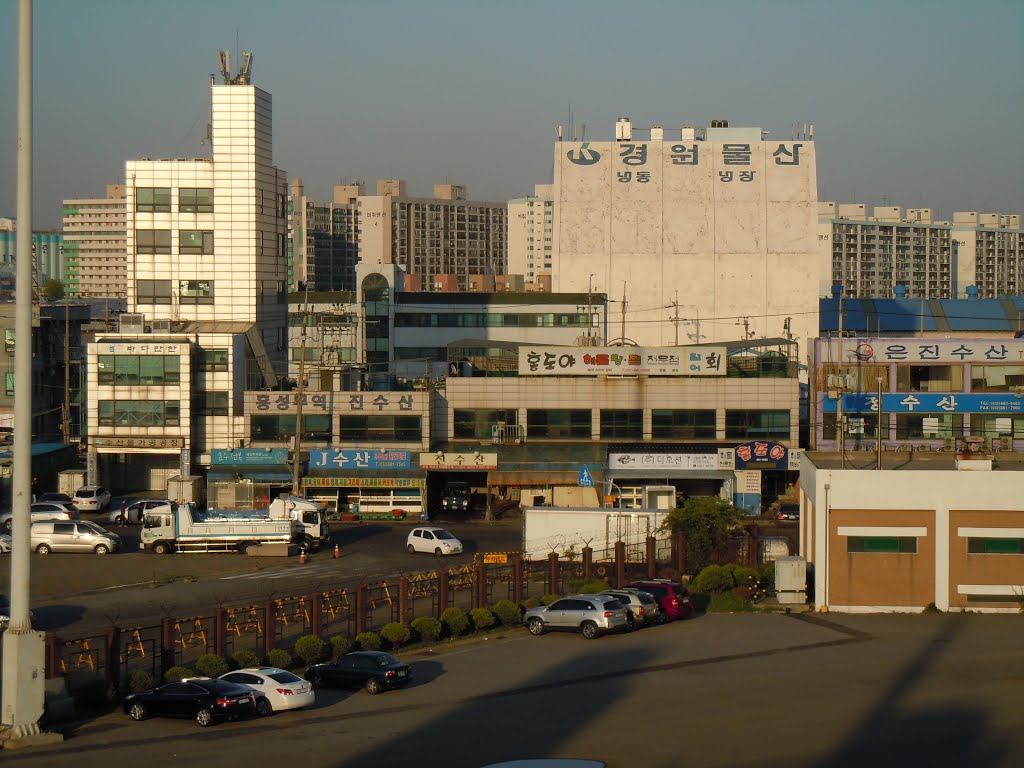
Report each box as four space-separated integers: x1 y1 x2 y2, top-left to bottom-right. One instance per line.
708 590 755 613
411 616 442 643
540 594 560 606
520 597 540 610
692 565 732 594
491 599 521 627
295 634 327 666
380 622 411 650
73 678 117 711
329 635 349 660
470 607 495 632
355 631 382 651
574 577 610 594
128 669 154 693
231 648 260 670
196 653 230 678
724 563 759 589
266 648 292 670
440 607 469 637
163 665 194 683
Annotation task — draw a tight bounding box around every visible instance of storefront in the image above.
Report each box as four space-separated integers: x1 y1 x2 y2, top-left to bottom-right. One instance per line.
302 449 424 520
91 436 185 493
206 448 293 510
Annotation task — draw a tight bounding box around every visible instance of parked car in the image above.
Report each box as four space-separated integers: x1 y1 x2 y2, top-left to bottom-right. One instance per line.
96 498 171 526
601 587 662 629
440 481 472 513
406 526 464 556
776 502 800 521
625 579 694 621
0 533 10 554
306 651 412 695
123 678 255 727
37 492 74 505
219 667 315 716
1 502 80 532
523 594 629 639
72 485 112 512
31 520 121 555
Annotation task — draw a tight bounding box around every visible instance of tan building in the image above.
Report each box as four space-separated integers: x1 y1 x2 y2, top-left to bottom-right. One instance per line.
799 451 1024 613
62 185 127 298
508 184 553 287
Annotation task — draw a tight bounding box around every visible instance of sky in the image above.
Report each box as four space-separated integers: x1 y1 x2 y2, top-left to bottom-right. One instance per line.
1 0 1022 229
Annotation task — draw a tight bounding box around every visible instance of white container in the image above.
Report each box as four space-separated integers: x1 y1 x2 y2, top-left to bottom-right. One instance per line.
774 556 807 605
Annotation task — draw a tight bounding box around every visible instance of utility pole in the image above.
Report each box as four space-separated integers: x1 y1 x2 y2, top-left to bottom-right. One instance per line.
587 273 594 342
836 287 845 469
667 290 682 346
620 282 627 344
63 302 70 443
291 281 310 496
876 375 884 470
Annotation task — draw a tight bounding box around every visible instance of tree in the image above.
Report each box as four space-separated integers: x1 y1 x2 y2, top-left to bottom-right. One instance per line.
658 496 743 574
42 279 65 300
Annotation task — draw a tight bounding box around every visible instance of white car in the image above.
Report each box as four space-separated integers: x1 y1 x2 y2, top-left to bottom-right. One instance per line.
406 526 464 556
96 499 172 526
0 534 10 553
1 502 81 533
72 486 112 512
219 667 315 716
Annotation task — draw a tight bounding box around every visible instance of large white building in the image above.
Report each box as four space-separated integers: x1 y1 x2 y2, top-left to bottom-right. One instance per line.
85 55 290 489
552 118 821 346
508 184 554 288
61 184 127 298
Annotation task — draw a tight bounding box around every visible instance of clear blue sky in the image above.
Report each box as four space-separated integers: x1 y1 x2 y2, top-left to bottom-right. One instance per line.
1 0 1022 229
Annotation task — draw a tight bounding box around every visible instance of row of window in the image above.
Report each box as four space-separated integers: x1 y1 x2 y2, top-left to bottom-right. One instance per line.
96 351 228 384
823 412 1024 439
136 230 214 255
251 414 421 442
136 279 214 305
136 188 213 213
394 312 593 329
822 364 1024 394
453 409 787 440
847 536 1023 555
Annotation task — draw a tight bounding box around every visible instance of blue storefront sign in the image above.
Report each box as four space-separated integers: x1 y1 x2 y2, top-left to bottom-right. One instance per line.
309 449 412 470
211 448 290 465
823 393 1024 414
734 441 789 471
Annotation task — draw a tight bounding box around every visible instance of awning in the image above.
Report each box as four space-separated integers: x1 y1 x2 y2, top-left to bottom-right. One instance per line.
487 470 605 487
207 464 293 482
609 469 734 481
305 468 423 479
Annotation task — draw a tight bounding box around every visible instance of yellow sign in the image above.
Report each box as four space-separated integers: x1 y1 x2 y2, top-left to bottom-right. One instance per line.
482 553 508 564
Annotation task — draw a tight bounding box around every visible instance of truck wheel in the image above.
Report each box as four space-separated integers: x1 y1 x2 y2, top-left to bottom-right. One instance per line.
238 541 256 554
152 541 171 555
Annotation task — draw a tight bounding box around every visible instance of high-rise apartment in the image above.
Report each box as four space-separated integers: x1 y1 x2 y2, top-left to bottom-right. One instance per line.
551 118 821 346
61 184 127 298
508 184 553 288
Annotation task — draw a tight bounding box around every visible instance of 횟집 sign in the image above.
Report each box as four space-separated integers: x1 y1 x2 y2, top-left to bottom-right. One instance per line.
518 346 725 376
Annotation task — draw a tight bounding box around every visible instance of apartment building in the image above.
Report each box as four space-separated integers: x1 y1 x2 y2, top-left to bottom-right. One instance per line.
61 184 127 298
508 184 554 288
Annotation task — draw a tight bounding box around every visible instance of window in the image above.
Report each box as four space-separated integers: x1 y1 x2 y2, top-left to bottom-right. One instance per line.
895 413 962 439
527 409 591 439
179 188 213 213
600 409 642 439
725 410 790 440
454 409 517 439
136 187 171 212
136 230 172 254
967 538 1023 554
198 349 228 372
179 230 214 255
971 413 1024 439
970 365 1024 393
193 391 228 416
822 412 890 439
895 365 963 393
337 415 421 441
179 280 214 304
846 536 917 553
98 400 180 427
652 409 716 439
136 279 173 304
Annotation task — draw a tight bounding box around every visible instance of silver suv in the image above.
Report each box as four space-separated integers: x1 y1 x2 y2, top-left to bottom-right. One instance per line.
523 593 629 639
601 588 662 629
31 520 121 555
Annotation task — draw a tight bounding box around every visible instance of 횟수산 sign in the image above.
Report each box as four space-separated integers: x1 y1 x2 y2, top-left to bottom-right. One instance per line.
518 346 725 376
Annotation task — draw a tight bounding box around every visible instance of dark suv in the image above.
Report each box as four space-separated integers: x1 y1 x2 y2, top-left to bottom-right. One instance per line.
626 579 694 621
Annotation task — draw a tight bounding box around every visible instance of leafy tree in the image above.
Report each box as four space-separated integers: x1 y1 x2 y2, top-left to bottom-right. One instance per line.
42 279 65 300
659 496 743 575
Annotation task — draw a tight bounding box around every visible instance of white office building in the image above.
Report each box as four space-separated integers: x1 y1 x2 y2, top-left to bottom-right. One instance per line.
508 184 554 288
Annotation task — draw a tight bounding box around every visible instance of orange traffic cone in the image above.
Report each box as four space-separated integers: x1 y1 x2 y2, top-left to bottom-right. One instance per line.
333 543 341 559
299 546 307 565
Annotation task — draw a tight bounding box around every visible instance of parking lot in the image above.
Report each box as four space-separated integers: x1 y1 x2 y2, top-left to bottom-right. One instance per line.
3 611 1022 766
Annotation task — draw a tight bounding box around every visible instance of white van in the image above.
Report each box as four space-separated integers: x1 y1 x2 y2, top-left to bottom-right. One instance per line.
31 520 121 555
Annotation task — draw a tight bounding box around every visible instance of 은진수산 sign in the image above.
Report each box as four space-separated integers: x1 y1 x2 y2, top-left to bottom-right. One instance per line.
519 346 725 376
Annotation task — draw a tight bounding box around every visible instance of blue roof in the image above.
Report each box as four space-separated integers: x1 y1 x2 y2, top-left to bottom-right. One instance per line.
0 442 75 460
820 297 1024 334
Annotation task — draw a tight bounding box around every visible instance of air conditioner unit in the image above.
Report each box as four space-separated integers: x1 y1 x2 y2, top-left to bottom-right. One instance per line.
151 319 172 334
118 313 145 333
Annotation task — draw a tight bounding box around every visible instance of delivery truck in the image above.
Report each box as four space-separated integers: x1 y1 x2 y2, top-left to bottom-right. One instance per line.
140 495 327 554
522 506 670 561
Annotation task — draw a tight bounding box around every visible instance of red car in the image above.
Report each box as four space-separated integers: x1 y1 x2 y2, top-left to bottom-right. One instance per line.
626 579 694 621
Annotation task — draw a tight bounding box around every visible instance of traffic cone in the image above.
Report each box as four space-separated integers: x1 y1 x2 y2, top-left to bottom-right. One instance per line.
333 543 341 559
299 546 307 565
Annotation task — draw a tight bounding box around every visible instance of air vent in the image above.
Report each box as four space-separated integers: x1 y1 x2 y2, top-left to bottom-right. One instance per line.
151 319 172 334
119 313 145 333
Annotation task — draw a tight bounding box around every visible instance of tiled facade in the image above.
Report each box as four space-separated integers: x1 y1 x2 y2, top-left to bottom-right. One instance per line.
508 184 553 286
62 185 127 298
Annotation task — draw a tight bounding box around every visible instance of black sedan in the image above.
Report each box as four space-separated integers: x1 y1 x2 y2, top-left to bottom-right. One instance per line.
306 651 412 695
123 678 255 726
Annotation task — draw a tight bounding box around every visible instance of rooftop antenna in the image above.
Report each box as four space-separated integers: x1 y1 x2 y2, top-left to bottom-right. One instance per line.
239 51 253 84
217 50 231 84
580 122 585 142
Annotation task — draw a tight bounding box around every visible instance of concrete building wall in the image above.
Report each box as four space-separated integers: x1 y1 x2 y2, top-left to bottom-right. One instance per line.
552 130 820 347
